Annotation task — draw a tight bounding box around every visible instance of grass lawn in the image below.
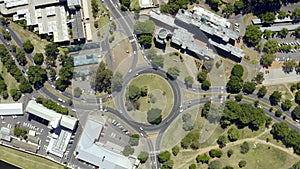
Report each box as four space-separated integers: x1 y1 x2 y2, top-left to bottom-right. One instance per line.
220 58 235 81
215 142 300 169
10 22 49 54
0 146 64 169
130 0 140 11
98 15 109 35
161 106 202 150
0 61 18 91
164 53 191 82
127 74 174 123
265 84 293 100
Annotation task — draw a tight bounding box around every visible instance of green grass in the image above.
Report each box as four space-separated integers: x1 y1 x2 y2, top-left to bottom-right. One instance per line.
266 84 293 100
127 74 174 122
10 22 49 54
98 14 110 35
164 53 191 82
130 0 140 10
0 61 18 91
0 146 64 169
161 106 202 149
216 142 300 169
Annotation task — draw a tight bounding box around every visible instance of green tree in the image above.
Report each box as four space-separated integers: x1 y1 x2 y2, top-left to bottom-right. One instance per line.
278 11 287 19
147 108 162 124
244 25 262 46
10 89 21 101
234 1 244 12
197 70 207 83
73 87 82 98
91 0 100 17
181 136 192 149
184 76 194 88
27 65 47 88
209 149 223 158
16 48 27 66
23 39 34 53
227 149 234 157
112 72 123 92
49 68 56 79
128 85 141 101
140 86 148 97
257 86 267 98
167 66 180 80
295 26 300 38
264 29 273 39
157 151 171 163
292 105 300 120
120 0 131 10
275 109 283 117
196 154 210 164
2 90 8 99
134 20 155 35
228 126 240 141
296 91 300 105
217 135 228 148
290 161 300 169
243 81 256 94
45 43 59 58
231 64 244 77
33 53 44 65
292 8 300 19
189 163 197 169
278 28 289 38
161 160 174 169
283 59 297 72
172 146 180 156
223 3 234 17
282 99 292 111
263 40 278 54
129 134 140 146
261 53 275 67
240 141 250 154
226 76 243 93
239 160 247 168
254 72 264 84
261 12 276 25
2 30 11 40
269 91 282 105
138 151 149 163
93 61 113 93
139 34 153 48
208 160 222 169
182 113 194 131
13 127 27 139
201 80 211 90
122 145 134 156
19 80 33 93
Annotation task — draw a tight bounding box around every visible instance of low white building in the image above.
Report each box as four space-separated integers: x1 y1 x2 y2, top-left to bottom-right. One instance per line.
0 103 23 116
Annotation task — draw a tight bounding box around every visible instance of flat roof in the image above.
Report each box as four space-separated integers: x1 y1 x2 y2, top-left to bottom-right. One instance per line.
48 130 72 158
82 0 90 20
260 24 300 32
73 53 99 66
61 116 78 131
0 103 23 115
72 9 85 40
67 0 80 7
149 11 177 29
76 119 135 169
85 22 92 41
208 39 244 58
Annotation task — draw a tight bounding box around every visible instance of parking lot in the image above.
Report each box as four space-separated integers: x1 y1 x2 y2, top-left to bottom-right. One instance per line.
98 118 131 153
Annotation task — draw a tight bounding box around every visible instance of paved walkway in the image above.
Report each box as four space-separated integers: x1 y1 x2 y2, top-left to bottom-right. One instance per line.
263 68 300 85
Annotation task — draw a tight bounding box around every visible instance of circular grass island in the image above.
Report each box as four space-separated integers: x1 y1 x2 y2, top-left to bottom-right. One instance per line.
125 74 174 125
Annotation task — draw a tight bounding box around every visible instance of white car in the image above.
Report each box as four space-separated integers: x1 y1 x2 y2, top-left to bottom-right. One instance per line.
128 69 132 73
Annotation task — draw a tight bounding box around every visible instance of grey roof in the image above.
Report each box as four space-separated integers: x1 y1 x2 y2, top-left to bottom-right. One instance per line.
260 24 300 32
76 119 135 169
172 28 216 60
208 39 244 58
48 130 72 158
0 127 11 142
252 16 299 25
175 9 239 42
149 10 177 29
72 10 85 40
73 53 99 66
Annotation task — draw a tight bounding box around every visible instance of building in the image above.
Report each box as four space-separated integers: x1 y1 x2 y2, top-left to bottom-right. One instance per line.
25 100 78 131
73 53 99 67
171 28 216 60
0 0 88 43
75 119 137 169
150 6 243 61
0 127 11 142
154 28 170 45
0 103 23 116
47 129 72 158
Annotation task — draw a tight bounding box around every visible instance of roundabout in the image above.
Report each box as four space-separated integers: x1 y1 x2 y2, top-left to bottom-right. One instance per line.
124 73 174 124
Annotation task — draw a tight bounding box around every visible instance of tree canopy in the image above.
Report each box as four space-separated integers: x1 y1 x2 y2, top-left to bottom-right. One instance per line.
263 40 278 54
292 105 300 120
226 76 243 93
261 53 275 67
134 20 155 35
138 151 149 163
231 64 244 78
147 108 162 124
157 151 171 163
269 91 282 105
23 39 34 53
33 53 44 65
244 25 262 46
261 12 276 25
111 72 123 92
27 65 47 88
167 66 180 80
92 61 113 93
243 81 256 94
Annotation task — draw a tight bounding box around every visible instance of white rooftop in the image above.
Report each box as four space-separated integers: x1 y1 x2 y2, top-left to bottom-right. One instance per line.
76 119 135 169
61 116 78 131
0 103 23 116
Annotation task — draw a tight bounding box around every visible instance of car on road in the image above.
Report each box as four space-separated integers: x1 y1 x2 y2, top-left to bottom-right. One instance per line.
139 127 143 131
128 69 132 73
106 6 109 11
